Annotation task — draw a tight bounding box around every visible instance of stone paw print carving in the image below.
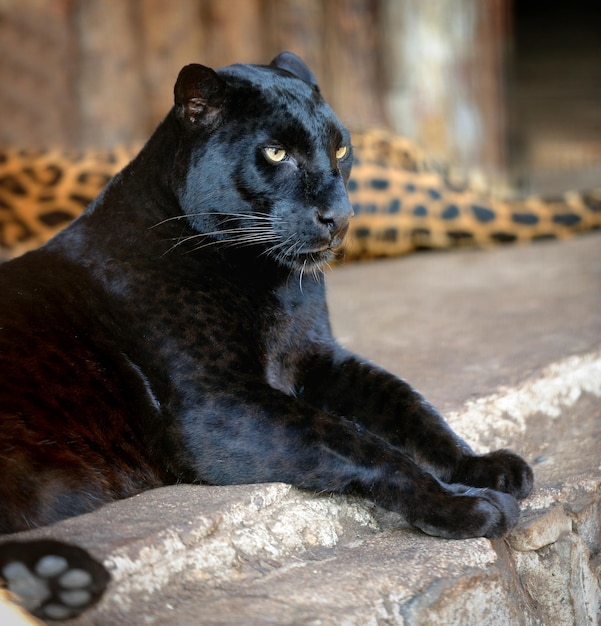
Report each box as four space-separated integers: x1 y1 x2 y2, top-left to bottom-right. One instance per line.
0 539 110 621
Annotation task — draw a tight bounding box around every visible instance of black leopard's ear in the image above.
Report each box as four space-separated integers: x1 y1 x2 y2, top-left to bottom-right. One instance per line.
270 51 319 88
174 64 227 126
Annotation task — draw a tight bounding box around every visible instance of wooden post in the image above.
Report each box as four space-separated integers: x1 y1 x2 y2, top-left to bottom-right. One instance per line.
380 0 511 191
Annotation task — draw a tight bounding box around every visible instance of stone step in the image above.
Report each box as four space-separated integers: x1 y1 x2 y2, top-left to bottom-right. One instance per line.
2 233 600 625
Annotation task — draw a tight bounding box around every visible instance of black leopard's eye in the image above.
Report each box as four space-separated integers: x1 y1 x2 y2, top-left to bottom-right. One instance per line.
335 145 349 160
263 147 288 163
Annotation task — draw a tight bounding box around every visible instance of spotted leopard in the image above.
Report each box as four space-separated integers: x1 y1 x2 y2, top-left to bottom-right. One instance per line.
1 129 600 262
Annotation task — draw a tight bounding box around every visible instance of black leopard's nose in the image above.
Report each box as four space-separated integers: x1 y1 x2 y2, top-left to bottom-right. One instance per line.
316 203 353 240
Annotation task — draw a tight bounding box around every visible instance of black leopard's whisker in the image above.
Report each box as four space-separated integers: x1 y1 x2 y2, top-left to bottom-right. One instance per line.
273 242 296 267
166 225 277 243
299 259 308 293
163 226 279 255
164 227 278 250
151 211 279 229
183 231 282 255
278 238 303 261
262 234 296 258
218 232 281 248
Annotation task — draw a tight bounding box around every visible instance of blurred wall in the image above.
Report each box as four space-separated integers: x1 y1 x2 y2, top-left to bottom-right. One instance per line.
0 0 386 148
1 0 600 194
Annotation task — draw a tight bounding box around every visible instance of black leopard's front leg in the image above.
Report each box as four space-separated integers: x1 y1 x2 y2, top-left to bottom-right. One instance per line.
180 381 524 539
298 349 534 501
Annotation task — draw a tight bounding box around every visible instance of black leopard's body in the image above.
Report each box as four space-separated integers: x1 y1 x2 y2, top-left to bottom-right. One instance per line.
0 53 532 552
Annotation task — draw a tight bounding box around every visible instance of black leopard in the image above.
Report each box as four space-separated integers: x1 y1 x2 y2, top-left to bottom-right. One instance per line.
0 50 533 619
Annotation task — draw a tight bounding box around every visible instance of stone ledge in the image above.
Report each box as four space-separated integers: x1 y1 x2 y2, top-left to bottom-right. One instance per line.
3 351 599 626
2 234 600 624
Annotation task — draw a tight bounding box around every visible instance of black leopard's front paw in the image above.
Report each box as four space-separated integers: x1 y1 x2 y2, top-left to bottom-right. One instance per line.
0 539 109 621
453 449 534 500
410 484 521 539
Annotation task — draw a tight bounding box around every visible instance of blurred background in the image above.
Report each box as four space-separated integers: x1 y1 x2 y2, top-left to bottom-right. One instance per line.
1 0 600 196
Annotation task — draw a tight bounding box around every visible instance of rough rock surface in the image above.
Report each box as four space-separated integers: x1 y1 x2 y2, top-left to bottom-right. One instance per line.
2 234 600 625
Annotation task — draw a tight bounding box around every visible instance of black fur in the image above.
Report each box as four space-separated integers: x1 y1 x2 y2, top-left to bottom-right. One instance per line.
0 53 533 538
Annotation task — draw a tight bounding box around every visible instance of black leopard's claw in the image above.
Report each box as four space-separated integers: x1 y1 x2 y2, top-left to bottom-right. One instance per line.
453 449 534 500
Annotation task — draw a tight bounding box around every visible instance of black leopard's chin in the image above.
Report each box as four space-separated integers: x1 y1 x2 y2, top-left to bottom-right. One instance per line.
270 231 346 273
284 248 336 273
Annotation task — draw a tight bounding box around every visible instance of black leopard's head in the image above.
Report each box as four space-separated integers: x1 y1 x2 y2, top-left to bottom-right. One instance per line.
172 52 353 272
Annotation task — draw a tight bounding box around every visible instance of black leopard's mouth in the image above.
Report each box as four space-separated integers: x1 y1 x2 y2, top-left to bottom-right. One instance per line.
290 247 336 271
272 225 348 272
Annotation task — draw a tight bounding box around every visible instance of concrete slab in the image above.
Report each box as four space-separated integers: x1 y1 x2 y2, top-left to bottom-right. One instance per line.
328 233 601 413
2 233 600 625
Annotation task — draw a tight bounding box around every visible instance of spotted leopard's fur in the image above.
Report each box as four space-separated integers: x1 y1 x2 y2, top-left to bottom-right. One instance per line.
0 146 139 261
1 129 600 262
